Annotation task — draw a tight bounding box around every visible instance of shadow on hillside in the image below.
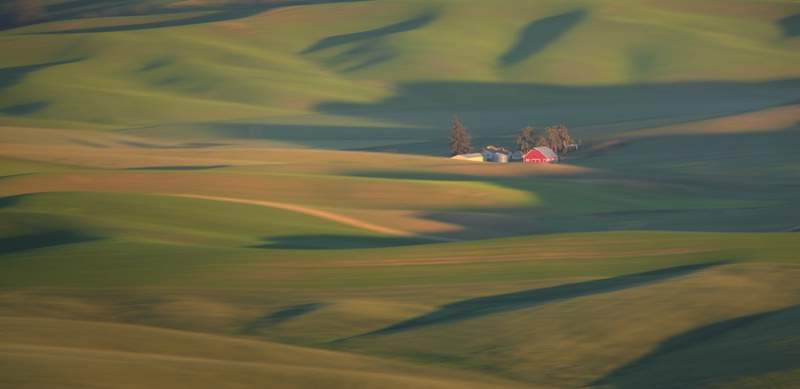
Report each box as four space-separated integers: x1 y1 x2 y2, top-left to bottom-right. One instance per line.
0 230 102 255
565 126 800 180
310 79 800 152
301 11 438 54
250 234 431 250
242 302 330 334
2 0 133 30
122 79 799 156
0 101 50 116
0 173 37 181
300 10 439 73
777 13 800 38
0 194 28 209
499 10 586 67
138 57 173 72
317 79 800 121
346 122 800 231
0 58 84 91
127 122 439 153
39 8 268 34
34 0 373 34
344 262 724 338
594 305 800 388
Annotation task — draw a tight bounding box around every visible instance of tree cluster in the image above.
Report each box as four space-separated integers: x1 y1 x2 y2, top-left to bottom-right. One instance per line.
522 124 579 154
448 116 579 156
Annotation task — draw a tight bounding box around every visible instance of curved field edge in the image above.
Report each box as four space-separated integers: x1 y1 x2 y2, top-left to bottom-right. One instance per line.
0 317 530 389
0 230 796 289
1 260 797 388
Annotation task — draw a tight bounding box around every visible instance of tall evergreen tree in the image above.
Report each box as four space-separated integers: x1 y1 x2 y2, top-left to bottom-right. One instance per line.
448 115 473 156
516 125 537 153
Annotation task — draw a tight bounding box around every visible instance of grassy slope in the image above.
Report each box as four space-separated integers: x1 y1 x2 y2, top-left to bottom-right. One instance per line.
0 0 798 132
0 317 530 389
1 122 798 387
1 0 799 388
332 262 800 385
0 237 797 387
0 162 798 389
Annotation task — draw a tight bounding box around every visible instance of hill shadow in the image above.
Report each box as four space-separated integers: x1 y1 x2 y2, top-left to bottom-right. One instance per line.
300 10 438 73
346 262 724 338
593 305 800 388
0 230 102 255
315 79 800 138
45 0 152 21
300 11 438 54
0 194 26 209
0 173 37 181
499 10 586 67
0 101 50 116
242 302 329 334
132 79 798 155
0 58 84 91
137 122 436 151
138 57 173 72
39 8 270 34
36 0 374 34
250 234 431 250
777 13 800 38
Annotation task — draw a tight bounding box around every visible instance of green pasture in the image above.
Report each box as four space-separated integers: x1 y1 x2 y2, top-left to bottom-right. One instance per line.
2 191 797 287
0 230 797 387
332 262 800 387
1 0 798 134
0 191 396 247
1 0 799 388
0 181 797 388
0 316 529 389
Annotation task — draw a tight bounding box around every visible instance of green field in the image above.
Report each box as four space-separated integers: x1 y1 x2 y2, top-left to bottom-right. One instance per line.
1 0 799 388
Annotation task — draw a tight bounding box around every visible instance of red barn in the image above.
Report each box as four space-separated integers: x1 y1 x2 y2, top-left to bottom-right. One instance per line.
523 147 559 163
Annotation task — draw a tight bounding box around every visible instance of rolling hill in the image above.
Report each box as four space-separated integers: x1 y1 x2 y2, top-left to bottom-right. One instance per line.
1 0 798 138
1 1 799 388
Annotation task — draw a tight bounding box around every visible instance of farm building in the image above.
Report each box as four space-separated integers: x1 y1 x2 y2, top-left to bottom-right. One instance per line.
523 147 559 163
451 153 484 162
481 146 512 162
492 153 508 163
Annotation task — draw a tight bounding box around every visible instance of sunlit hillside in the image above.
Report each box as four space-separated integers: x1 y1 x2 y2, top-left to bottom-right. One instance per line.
1 0 798 134
1 1 799 388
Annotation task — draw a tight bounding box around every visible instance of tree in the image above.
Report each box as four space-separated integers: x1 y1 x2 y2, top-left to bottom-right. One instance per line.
542 124 576 154
515 125 537 153
535 136 548 148
448 115 473 156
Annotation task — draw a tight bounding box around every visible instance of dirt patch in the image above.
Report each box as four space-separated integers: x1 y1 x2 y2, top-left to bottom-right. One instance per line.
167 194 459 242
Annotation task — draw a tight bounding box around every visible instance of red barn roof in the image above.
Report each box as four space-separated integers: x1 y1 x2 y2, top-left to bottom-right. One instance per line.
523 147 558 163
